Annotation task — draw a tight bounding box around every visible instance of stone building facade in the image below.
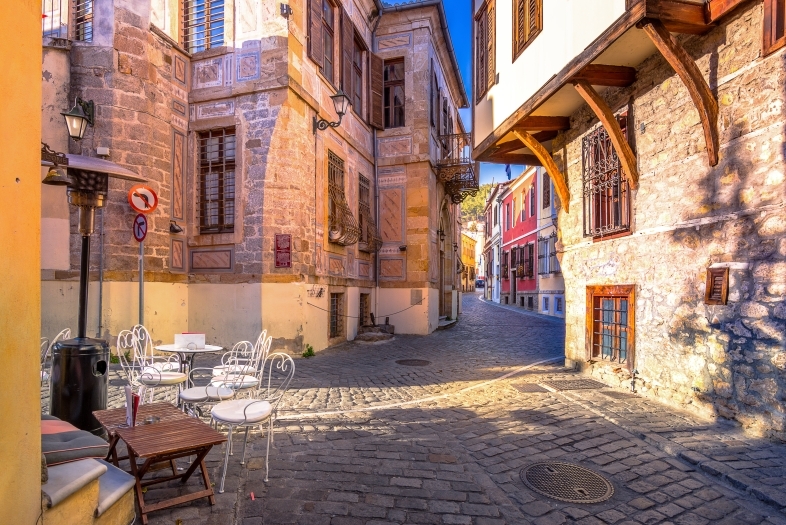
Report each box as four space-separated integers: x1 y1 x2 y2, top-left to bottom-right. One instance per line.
40 0 470 352
472 0 785 439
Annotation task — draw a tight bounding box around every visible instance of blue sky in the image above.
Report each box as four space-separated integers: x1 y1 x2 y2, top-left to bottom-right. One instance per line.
385 1 526 185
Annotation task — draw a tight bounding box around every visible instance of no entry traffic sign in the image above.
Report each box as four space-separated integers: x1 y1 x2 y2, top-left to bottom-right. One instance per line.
128 184 158 214
133 214 148 242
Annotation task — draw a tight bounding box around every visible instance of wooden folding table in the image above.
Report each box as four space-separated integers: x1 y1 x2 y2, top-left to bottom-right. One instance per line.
94 403 226 524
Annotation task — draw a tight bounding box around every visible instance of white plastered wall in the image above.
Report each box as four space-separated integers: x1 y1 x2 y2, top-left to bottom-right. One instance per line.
375 287 437 335
474 0 626 147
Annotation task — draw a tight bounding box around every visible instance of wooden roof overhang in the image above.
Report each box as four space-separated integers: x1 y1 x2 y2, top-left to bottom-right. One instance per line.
474 0 748 213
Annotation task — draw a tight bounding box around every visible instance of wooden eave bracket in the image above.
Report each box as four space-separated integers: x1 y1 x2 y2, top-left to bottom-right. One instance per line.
511 130 570 212
572 64 637 87
639 19 719 166
572 80 640 188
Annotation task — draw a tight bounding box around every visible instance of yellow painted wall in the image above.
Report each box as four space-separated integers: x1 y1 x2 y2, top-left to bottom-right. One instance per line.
0 0 43 521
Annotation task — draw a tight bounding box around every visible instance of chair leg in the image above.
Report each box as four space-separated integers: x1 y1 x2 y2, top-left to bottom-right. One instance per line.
265 418 272 483
219 424 234 494
241 426 250 465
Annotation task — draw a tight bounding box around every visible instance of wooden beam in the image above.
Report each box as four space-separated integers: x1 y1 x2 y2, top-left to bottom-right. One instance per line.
705 0 748 23
511 130 570 212
484 130 560 160
487 153 545 167
572 80 639 189
513 116 570 131
640 19 719 166
572 64 637 87
646 0 715 34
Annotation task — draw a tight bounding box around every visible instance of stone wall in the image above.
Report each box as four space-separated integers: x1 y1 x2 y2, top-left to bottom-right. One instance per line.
555 3 786 439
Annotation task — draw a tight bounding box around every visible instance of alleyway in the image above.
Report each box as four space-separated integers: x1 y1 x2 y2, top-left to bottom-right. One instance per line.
121 294 786 524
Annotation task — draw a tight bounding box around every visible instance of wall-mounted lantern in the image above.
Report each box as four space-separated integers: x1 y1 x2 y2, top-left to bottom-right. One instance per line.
61 98 95 140
313 90 351 134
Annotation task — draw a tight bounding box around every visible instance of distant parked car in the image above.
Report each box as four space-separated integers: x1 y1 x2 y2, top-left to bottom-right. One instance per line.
475 279 485 288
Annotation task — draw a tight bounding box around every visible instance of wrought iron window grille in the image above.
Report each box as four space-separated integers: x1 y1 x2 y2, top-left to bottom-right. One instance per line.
183 0 225 53
42 0 92 42
358 175 382 252
197 128 235 234
329 293 344 338
582 122 631 238
548 232 561 274
328 151 360 246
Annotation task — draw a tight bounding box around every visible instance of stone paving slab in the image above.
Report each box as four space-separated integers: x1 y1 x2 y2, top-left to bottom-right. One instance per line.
40 294 786 524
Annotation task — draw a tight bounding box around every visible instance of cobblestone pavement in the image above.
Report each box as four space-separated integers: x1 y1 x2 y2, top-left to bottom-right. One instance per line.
41 294 786 524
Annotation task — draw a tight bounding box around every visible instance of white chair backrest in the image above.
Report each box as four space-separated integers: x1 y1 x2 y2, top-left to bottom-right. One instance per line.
131 324 154 363
223 340 255 370
116 329 140 385
40 338 50 365
252 330 272 371
256 352 295 411
45 328 72 362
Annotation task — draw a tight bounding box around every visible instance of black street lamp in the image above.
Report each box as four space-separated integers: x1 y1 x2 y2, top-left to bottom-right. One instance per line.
61 98 94 140
313 89 351 133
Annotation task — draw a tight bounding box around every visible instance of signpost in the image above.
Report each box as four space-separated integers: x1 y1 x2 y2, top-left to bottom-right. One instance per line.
128 186 158 326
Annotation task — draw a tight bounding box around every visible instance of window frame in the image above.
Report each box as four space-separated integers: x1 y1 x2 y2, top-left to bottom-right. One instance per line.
764 0 786 56
321 0 337 84
542 173 551 209
197 127 236 234
512 0 542 62
183 0 225 53
352 33 366 118
383 58 405 128
586 285 635 371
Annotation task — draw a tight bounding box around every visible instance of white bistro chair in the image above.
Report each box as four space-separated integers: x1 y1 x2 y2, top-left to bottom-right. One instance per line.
117 329 187 403
211 352 295 492
41 328 71 386
209 340 266 397
211 331 270 377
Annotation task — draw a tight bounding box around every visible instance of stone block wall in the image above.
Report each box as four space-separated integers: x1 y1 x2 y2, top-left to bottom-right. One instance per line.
555 3 786 439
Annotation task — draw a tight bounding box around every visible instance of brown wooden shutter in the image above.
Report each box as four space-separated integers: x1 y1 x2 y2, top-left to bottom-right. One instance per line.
487 2 495 90
308 0 323 67
763 0 786 55
341 8 353 94
528 0 538 36
369 52 384 129
475 10 486 100
704 267 729 305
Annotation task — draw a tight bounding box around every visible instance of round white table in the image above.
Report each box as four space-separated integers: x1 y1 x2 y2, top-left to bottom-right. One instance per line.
155 344 223 387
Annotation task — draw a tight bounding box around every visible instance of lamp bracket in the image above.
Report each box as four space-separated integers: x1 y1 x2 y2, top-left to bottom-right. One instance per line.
313 115 343 134
41 142 69 167
77 98 95 127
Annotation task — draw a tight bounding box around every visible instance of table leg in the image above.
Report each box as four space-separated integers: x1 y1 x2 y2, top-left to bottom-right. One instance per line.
180 446 210 483
199 452 217 505
128 451 154 525
105 433 120 466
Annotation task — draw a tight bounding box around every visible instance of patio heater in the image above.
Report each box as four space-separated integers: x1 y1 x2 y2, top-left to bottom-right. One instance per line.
42 113 145 432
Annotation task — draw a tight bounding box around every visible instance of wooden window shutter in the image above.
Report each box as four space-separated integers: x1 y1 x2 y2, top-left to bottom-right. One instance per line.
763 0 786 56
369 52 384 129
430 59 435 127
704 268 729 305
486 2 495 91
341 8 353 94
475 9 487 101
308 0 323 67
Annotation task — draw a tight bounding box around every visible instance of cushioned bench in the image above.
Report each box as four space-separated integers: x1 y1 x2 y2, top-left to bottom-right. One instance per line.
42 414 110 466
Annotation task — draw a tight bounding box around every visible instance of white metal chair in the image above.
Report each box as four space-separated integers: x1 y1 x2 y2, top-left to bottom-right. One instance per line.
211 352 295 491
117 329 187 404
132 324 180 372
211 330 270 377
41 328 71 386
209 341 263 397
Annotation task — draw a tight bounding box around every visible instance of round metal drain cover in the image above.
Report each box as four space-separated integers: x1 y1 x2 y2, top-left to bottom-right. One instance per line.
395 359 431 367
520 462 614 504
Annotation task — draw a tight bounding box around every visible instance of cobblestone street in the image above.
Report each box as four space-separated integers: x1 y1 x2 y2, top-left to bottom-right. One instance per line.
68 294 786 525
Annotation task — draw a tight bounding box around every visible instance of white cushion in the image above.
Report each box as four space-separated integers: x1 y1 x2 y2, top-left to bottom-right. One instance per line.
150 361 180 372
211 399 272 424
210 374 258 389
139 371 187 386
212 364 254 376
180 386 235 403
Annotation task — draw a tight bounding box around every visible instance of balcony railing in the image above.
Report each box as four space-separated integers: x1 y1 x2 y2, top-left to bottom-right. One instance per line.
436 132 478 204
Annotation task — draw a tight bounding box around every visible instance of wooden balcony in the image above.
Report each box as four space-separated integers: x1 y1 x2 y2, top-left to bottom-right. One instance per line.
435 132 478 204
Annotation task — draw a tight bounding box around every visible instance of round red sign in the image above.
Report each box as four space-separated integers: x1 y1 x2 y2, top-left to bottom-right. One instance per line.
133 213 148 242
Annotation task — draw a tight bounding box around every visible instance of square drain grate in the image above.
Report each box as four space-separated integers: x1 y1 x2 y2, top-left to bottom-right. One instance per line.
600 391 639 399
541 379 608 391
513 383 549 393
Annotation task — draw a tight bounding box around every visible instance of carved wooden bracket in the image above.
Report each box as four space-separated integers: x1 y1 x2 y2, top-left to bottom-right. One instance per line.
572 79 640 189
511 130 570 213
640 19 719 166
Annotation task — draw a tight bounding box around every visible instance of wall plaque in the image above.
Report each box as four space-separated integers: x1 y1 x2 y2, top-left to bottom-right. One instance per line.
275 234 292 268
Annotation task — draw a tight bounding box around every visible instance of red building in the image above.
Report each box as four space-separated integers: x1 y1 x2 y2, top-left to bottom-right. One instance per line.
500 167 539 307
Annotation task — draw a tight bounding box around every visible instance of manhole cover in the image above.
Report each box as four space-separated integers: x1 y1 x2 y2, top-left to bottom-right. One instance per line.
513 383 549 393
396 359 431 367
600 391 639 399
542 379 607 391
520 462 614 504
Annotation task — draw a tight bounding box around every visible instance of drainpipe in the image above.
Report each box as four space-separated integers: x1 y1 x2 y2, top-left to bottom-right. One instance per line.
97 207 104 338
372 8 382 320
